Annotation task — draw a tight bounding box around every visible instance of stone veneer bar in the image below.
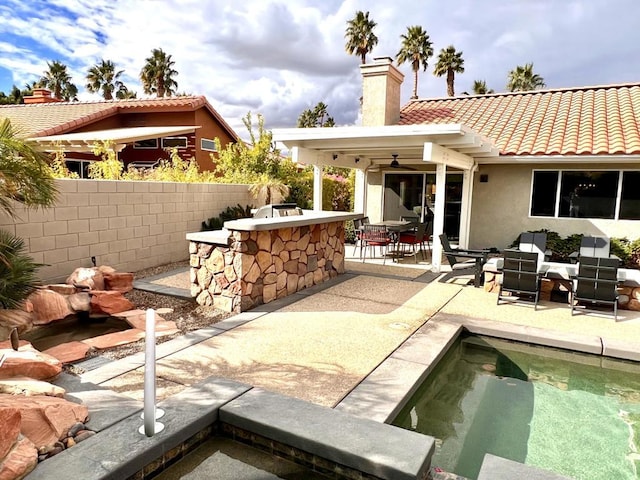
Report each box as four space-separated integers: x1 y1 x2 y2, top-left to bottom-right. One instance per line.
186 211 360 312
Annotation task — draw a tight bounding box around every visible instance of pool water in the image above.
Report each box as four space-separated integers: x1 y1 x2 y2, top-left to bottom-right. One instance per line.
393 335 640 480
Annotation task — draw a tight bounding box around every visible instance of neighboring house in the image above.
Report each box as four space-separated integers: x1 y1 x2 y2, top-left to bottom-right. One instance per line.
0 88 239 175
273 57 640 271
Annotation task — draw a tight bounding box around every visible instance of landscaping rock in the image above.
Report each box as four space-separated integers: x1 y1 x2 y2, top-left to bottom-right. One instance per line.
67 292 91 312
66 267 104 290
0 407 20 459
42 341 91 364
0 310 33 341
0 344 62 381
90 291 135 315
0 436 37 480
0 394 88 448
103 272 134 293
26 289 73 325
0 377 65 397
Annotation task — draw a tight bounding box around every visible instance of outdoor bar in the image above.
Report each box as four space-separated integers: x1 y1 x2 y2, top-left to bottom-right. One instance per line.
186 211 361 312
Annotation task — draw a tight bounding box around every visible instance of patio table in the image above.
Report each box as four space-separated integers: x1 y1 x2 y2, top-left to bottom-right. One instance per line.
370 221 413 262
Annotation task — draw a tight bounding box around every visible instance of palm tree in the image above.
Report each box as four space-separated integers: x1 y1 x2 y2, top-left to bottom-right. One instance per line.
38 60 78 100
396 26 433 99
471 80 494 95
140 48 178 97
507 63 546 92
86 59 124 100
433 45 465 97
344 11 378 64
116 84 137 99
0 119 57 218
297 102 335 127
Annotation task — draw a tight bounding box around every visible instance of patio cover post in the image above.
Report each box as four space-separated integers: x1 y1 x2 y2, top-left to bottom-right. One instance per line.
458 168 475 248
354 169 366 214
431 163 446 272
313 165 323 211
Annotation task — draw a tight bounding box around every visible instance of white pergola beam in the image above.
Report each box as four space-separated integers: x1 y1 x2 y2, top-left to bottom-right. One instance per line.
423 143 475 170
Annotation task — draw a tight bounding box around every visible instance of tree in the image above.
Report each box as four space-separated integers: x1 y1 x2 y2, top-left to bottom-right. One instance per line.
297 102 335 127
507 63 545 92
0 119 57 218
116 84 137 99
433 45 465 97
140 48 178 97
345 10 378 64
86 59 124 100
469 80 494 95
396 26 433 99
38 60 78 100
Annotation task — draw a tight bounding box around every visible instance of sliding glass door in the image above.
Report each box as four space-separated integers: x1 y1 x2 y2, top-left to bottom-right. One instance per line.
383 172 463 239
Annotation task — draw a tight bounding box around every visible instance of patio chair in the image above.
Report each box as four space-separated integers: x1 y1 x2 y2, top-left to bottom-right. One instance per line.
360 224 393 265
571 256 619 320
497 250 541 309
439 234 489 287
569 236 618 264
518 232 549 266
398 222 429 262
352 216 369 258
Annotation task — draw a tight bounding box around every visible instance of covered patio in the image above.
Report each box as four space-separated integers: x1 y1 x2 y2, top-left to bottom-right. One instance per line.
273 124 498 272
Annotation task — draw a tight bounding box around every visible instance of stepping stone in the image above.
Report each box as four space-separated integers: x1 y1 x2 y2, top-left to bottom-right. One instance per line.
43 342 91 364
81 329 145 350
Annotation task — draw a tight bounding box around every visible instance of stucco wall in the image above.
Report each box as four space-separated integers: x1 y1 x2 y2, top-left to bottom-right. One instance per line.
0 179 253 283
469 163 640 249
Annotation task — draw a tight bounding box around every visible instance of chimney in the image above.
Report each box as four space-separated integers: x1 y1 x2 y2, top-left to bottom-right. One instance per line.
24 88 61 104
360 57 404 127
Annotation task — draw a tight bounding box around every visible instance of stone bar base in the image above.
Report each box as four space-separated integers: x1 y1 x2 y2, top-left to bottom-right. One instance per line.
189 221 346 312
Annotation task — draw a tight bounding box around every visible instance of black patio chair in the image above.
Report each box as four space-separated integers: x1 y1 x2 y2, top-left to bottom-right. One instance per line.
497 249 541 309
571 256 619 320
518 232 549 266
352 216 369 258
398 221 429 262
569 236 619 264
439 234 489 287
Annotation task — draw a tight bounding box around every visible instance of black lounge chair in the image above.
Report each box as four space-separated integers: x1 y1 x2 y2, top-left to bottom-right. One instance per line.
569 235 619 264
571 256 619 320
439 234 489 287
497 250 541 309
518 232 549 266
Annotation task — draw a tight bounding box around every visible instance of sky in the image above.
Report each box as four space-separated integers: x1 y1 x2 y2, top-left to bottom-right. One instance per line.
0 0 639 137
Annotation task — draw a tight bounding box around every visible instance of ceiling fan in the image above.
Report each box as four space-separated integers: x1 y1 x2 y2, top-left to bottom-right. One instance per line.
389 154 416 171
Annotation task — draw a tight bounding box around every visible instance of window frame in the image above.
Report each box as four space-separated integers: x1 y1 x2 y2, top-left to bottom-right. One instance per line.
529 168 640 220
161 136 188 149
200 138 217 152
133 138 159 149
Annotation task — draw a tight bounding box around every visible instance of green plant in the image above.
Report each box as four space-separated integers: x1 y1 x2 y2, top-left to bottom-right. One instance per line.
345 220 357 244
0 230 42 308
89 141 124 179
201 204 254 231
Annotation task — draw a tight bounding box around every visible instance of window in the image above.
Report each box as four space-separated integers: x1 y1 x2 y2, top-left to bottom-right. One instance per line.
161 137 187 149
530 169 640 220
201 138 217 152
65 159 92 179
133 138 158 149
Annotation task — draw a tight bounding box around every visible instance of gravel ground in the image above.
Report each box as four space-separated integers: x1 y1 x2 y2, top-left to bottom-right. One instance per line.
85 262 231 362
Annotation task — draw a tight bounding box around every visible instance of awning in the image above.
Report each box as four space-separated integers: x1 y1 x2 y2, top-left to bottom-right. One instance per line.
29 126 199 152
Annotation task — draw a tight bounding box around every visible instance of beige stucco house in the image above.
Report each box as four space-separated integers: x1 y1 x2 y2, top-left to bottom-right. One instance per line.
273 57 640 271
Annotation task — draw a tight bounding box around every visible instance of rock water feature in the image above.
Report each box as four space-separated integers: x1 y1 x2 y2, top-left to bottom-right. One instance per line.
0 265 177 479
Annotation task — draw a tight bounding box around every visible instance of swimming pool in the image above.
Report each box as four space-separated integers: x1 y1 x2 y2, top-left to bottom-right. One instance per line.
392 334 640 480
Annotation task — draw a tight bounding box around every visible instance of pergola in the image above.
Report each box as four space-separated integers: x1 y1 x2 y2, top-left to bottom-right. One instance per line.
272 124 498 272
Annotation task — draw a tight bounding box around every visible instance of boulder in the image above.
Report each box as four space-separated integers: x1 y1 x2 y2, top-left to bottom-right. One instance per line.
0 394 88 448
65 267 104 290
96 265 116 276
67 292 91 312
90 291 135 315
0 377 65 397
0 436 37 480
103 272 134 293
0 407 20 460
43 342 91 364
0 344 62 381
0 310 33 341
26 289 73 325
46 284 77 296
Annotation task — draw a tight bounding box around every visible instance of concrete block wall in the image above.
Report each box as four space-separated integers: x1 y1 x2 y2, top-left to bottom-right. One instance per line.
0 179 254 283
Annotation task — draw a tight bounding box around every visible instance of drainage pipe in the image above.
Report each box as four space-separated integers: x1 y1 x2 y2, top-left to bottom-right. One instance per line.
140 308 164 436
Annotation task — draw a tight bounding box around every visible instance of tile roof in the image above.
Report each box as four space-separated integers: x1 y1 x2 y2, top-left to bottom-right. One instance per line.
399 83 640 156
0 96 238 140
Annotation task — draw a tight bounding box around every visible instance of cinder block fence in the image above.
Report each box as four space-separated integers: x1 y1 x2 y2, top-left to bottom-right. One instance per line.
0 179 254 283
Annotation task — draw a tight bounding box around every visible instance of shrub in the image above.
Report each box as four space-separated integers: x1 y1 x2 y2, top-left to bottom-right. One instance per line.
201 204 253 231
0 230 42 308
345 220 357 244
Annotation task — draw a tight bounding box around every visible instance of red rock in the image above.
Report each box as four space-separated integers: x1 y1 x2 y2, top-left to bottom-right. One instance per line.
0 309 34 340
0 345 62 381
0 436 37 480
0 394 88 448
43 341 91 364
90 291 135 315
66 267 104 290
0 377 65 397
67 292 91 312
82 329 145 349
26 289 73 325
103 272 134 293
0 408 20 459
97 265 116 275
46 284 77 295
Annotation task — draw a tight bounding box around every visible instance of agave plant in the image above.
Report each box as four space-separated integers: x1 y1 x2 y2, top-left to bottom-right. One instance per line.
0 229 42 309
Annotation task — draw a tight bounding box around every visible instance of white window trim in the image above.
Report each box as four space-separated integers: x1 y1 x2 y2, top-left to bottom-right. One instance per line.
161 136 188 149
529 168 640 220
201 138 217 152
